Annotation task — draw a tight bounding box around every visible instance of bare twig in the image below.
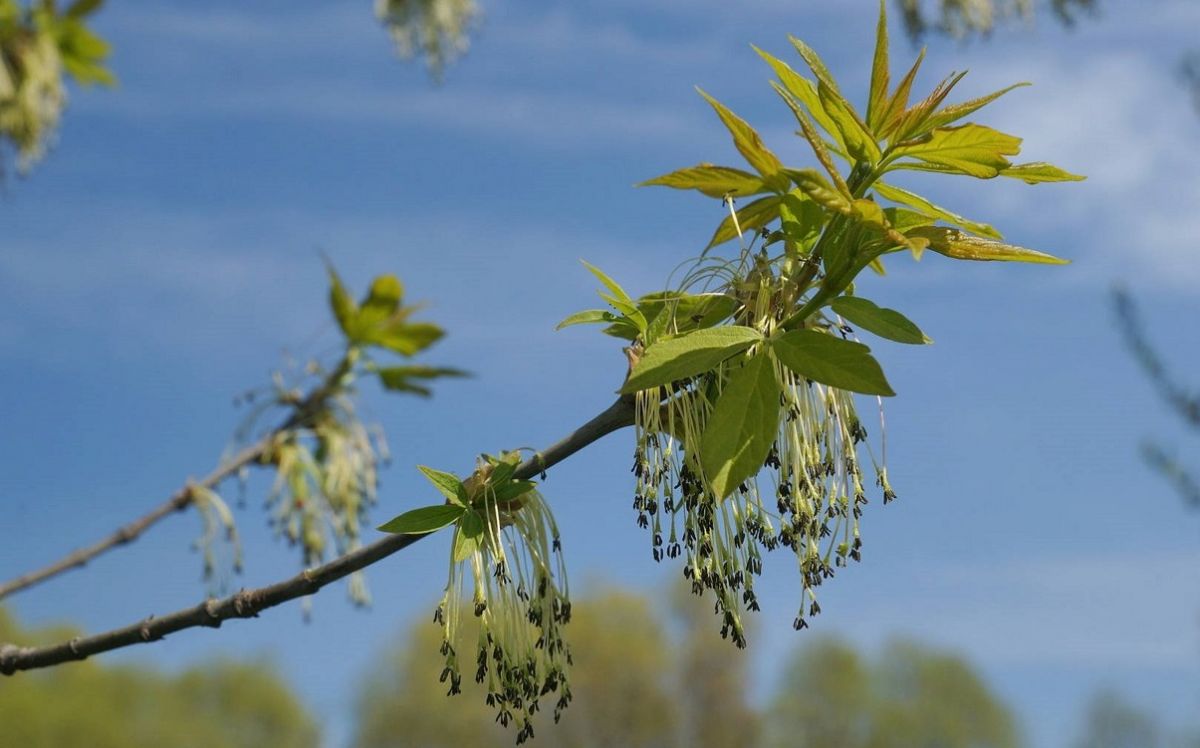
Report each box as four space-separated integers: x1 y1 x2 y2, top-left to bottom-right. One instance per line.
0 354 357 601
0 439 267 600
0 396 636 675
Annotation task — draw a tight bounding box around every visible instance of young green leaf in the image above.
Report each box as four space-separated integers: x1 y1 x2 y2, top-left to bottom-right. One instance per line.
818 80 881 164
788 35 841 94
417 465 470 506
867 0 891 132
771 330 896 396
377 504 465 534
753 46 847 153
707 195 783 249
696 89 788 188
602 317 643 341
581 260 648 331
699 352 781 499
873 181 1001 239
620 326 763 393
889 123 1021 179
908 227 1070 264
377 365 469 396
639 293 739 339
999 162 1086 184
360 321 444 356
878 48 926 139
556 309 616 330
889 70 968 142
639 164 772 198
581 260 634 306
770 82 850 194
356 274 404 328
779 192 825 256
452 511 485 562
922 82 1030 132
326 264 359 337
491 480 537 503
784 169 852 214
831 296 931 345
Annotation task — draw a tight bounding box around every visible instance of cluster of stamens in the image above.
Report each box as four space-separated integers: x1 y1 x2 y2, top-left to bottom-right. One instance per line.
435 460 572 744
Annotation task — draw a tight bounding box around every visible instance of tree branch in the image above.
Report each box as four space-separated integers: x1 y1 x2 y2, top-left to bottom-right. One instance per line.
0 353 357 601
0 396 636 675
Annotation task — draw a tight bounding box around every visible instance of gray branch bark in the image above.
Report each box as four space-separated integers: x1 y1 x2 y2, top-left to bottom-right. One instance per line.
0 355 357 601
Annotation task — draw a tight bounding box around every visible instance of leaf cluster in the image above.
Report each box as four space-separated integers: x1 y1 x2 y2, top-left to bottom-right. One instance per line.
599 0 1082 500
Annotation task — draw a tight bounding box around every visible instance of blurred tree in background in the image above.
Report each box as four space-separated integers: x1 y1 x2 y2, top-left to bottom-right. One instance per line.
355 587 1020 748
0 607 320 748
764 637 1021 748
1072 690 1200 748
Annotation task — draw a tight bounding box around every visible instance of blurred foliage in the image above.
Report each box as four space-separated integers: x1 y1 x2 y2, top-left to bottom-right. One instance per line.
763 636 1021 748
376 0 478 75
354 587 1019 748
219 268 462 606
0 0 112 174
1 0 476 177
896 0 1097 39
0 607 319 748
353 589 682 748
1182 51 1200 116
1072 690 1200 748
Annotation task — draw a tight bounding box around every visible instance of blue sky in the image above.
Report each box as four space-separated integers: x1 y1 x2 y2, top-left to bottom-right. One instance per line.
3 0 1200 745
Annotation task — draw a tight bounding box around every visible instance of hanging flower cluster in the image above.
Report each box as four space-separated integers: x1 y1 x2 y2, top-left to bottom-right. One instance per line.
197 267 462 603
381 452 572 744
560 0 1078 646
0 0 113 174
625 258 897 643
378 3 1081 742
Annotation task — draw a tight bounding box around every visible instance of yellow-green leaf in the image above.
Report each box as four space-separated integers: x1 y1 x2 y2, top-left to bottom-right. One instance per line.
890 123 1021 179
582 260 647 331
770 82 850 195
867 0 891 132
923 82 1030 132
639 164 772 198
771 329 895 396
699 352 781 499
377 504 465 534
452 512 485 561
378 365 468 397
361 321 444 355
874 181 1001 239
326 264 358 337
889 70 968 143
999 162 1086 184
357 274 404 328
784 169 852 214
818 80 881 164
879 48 926 139
696 89 787 187
831 296 931 345
908 227 1070 264
753 46 847 153
556 309 615 330
621 326 763 394
788 36 841 94
417 465 469 506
